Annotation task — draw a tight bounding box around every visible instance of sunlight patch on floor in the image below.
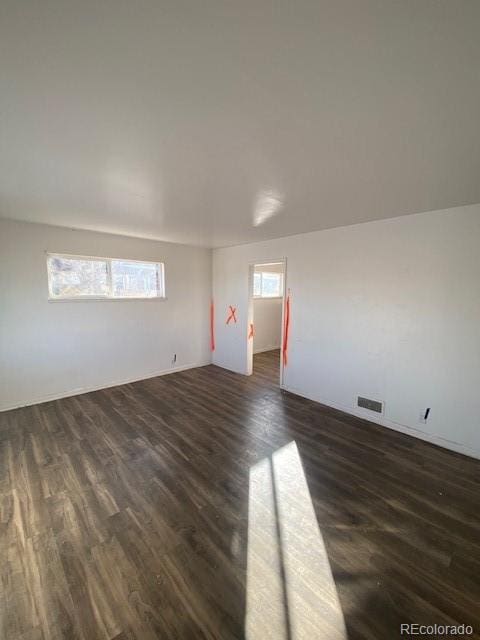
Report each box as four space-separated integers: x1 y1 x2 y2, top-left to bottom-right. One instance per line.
245 441 347 640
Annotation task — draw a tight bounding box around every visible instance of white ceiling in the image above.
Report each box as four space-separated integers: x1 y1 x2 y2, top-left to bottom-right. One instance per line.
1 1 480 248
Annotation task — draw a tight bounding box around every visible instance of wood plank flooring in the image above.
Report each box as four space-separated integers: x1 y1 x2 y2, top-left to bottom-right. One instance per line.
1 349 480 639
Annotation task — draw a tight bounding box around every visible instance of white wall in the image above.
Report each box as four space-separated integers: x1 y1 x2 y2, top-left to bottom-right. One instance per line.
253 298 282 353
213 205 480 459
0 219 212 411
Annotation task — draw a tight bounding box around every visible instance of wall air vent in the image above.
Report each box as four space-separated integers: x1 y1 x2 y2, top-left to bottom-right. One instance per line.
357 396 384 414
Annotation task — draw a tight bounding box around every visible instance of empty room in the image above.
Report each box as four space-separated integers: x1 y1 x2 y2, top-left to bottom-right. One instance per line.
1 2 480 639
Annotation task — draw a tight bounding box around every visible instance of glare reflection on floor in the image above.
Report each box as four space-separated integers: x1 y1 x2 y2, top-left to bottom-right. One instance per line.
245 441 347 639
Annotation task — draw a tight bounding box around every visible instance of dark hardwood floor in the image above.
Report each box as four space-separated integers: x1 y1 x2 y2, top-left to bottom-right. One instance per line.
1 349 480 639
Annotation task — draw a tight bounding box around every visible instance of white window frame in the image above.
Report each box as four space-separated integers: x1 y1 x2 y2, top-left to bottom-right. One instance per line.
253 271 283 299
46 253 166 301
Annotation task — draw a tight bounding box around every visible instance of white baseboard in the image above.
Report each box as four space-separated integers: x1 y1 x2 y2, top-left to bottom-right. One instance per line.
0 361 211 413
253 345 281 354
282 383 480 461
6 364 478 462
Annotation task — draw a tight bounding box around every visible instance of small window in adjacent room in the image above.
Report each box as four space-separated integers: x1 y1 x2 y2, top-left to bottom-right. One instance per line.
47 254 165 300
253 271 283 298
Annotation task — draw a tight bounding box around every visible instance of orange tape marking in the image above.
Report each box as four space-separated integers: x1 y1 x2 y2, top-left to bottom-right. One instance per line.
226 305 237 325
282 291 290 366
210 300 215 351
248 323 254 339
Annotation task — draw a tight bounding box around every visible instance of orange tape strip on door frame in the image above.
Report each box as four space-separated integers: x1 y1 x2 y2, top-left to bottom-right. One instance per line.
248 323 254 339
282 290 290 366
210 300 215 351
226 305 237 325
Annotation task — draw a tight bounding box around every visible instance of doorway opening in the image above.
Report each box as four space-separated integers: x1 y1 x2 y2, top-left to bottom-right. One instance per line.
248 260 286 386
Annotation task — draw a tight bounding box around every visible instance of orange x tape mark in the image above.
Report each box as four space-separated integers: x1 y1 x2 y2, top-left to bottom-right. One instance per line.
226 305 237 324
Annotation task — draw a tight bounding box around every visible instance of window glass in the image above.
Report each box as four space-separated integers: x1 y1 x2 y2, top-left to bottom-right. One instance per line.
253 271 283 297
111 260 162 298
47 256 108 298
262 273 282 297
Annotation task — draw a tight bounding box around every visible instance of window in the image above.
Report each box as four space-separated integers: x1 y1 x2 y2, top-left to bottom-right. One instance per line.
47 254 165 300
111 259 163 298
253 271 283 298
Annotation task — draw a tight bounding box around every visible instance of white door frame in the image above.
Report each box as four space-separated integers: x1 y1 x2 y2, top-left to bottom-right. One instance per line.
247 257 287 387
